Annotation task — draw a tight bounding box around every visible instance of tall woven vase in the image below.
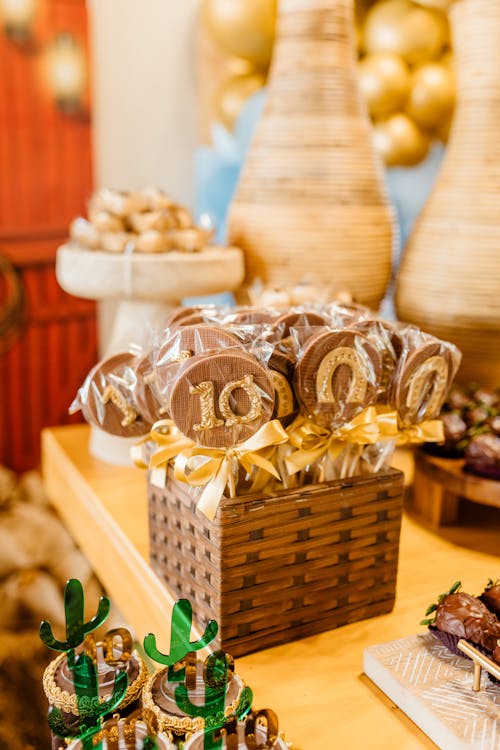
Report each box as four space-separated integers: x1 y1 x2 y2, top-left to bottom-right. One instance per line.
396 0 500 387
227 0 394 309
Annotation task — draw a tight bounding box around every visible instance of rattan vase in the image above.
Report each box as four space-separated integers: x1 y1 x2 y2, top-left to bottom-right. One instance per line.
227 0 395 309
396 0 500 387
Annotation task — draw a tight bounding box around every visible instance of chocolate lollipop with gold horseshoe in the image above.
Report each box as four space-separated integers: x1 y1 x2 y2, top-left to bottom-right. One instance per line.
389 338 461 425
78 352 152 437
294 330 383 428
169 350 275 448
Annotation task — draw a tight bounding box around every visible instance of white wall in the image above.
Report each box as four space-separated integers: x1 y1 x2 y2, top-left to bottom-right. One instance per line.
88 0 200 208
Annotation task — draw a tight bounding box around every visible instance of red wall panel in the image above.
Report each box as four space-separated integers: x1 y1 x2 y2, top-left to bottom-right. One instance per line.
0 0 97 472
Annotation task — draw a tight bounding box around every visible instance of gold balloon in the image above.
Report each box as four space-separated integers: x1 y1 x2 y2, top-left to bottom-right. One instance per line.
363 0 449 66
373 112 430 166
215 71 266 130
407 62 455 129
358 53 410 119
202 0 277 68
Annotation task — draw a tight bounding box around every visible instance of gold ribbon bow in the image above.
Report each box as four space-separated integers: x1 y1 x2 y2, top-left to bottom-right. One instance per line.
285 406 398 475
131 420 195 487
396 419 444 445
173 420 289 521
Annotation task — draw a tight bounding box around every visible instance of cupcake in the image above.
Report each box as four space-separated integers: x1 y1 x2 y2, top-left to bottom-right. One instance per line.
183 719 290 749
142 660 247 740
43 644 148 745
66 717 175 749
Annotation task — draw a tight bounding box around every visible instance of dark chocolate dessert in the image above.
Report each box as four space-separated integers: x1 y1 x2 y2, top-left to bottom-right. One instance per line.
422 581 500 663
480 579 500 618
464 434 500 480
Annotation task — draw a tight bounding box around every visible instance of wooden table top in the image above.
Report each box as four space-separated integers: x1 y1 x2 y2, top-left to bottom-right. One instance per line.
42 424 500 750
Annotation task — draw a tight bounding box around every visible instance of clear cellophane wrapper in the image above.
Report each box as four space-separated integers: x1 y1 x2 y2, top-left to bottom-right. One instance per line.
71 304 461 503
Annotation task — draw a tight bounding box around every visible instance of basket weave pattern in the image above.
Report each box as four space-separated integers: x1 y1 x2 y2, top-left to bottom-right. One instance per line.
227 0 394 308
396 0 500 386
148 469 404 657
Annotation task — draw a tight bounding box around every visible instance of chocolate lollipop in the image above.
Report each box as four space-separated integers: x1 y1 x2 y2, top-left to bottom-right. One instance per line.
79 353 152 437
274 310 329 339
268 349 298 426
155 325 242 409
224 307 280 326
169 350 275 448
163 305 217 329
133 353 165 424
352 319 403 403
294 330 382 427
390 341 460 424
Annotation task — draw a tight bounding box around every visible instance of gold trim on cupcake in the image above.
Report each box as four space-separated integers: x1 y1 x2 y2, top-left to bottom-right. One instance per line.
141 667 245 737
42 650 149 717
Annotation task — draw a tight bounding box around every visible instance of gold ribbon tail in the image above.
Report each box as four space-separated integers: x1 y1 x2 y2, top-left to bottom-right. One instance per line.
397 419 444 445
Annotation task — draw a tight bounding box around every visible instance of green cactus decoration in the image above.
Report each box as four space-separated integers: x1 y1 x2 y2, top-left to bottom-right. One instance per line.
40 578 110 654
72 650 129 728
175 651 253 750
144 599 218 682
72 723 104 750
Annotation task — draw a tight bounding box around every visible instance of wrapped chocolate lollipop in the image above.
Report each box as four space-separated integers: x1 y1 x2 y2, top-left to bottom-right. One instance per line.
71 353 154 437
154 325 243 416
289 328 386 481
388 327 461 429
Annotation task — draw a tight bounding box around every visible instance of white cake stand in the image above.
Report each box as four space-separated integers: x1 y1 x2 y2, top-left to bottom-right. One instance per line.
56 243 245 464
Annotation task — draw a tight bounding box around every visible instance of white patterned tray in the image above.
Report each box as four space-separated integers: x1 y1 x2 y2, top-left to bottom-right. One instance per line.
364 632 500 750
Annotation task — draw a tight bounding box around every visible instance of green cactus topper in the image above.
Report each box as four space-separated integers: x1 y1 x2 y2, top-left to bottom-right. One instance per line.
40 578 110 655
72 650 129 727
144 599 218 682
48 642 129 742
175 651 253 750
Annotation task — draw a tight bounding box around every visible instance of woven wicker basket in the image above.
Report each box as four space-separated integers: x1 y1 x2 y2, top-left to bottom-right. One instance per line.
396 0 500 387
148 468 404 657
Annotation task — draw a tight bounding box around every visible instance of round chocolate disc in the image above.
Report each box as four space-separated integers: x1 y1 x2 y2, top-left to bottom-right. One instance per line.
133 353 165 424
351 319 403 402
268 349 298 426
80 353 152 437
155 325 243 406
224 307 280 326
163 305 217 329
171 312 210 328
294 330 382 427
274 310 329 338
391 341 455 424
169 350 275 447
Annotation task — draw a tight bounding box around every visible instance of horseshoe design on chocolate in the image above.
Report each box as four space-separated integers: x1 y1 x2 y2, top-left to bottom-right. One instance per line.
405 355 449 422
294 330 381 427
269 370 295 420
316 347 368 405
